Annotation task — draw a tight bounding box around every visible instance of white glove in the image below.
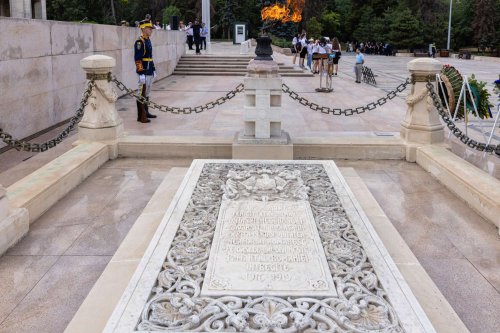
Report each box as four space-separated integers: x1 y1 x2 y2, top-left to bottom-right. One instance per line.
138 74 146 84
153 71 157 79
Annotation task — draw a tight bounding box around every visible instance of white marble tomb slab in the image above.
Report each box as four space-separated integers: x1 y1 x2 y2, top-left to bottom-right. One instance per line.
104 160 436 333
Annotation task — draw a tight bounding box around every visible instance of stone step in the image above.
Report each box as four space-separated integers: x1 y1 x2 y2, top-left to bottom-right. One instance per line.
176 64 295 71
172 70 313 77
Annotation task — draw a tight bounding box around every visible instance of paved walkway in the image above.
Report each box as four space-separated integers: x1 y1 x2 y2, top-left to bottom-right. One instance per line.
0 42 498 333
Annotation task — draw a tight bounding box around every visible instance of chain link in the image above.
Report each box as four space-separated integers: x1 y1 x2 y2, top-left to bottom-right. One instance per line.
111 76 244 114
426 80 499 156
0 80 96 153
282 78 410 116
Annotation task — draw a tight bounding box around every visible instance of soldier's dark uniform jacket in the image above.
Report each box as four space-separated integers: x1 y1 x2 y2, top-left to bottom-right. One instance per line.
134 34 155 75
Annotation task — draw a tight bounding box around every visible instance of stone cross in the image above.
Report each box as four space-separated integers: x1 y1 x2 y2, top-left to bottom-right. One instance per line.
243 60 283 139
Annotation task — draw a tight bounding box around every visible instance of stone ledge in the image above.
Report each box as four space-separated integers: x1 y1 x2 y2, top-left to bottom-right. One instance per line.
340 167 469 333
0 208 29 256
64 167 188 333
416 145 500 233
118 136 232 159
294 136 406 160
7 142 110 224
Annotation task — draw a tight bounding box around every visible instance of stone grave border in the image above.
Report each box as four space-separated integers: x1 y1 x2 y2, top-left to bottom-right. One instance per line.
103 160 435 333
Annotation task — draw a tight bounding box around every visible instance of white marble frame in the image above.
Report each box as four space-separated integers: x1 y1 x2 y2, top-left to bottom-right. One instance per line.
103 160 436 333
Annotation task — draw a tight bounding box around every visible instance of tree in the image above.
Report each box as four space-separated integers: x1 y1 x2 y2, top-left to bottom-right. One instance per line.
321 11 340 38
305 17 323 39
220 0 236 39
162 5 181 24
387 7 424 50
472 0 497 51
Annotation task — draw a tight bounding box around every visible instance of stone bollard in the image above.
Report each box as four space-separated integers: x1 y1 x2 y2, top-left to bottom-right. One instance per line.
0 185 29 256
78 55 123 145
401 58 444 162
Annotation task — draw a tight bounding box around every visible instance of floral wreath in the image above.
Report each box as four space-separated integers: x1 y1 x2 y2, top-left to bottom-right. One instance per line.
439 64 492 120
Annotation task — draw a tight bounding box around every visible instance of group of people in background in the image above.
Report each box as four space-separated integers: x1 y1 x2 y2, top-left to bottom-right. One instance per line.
292 33 342 76
291 34 368 83
179 20 208 54
345 41 394 56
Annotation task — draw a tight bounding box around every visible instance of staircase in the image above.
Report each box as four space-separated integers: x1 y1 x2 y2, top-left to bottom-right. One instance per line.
173 55 313 77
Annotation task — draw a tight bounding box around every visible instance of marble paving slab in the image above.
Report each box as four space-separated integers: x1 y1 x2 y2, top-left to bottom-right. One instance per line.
104 160 436 333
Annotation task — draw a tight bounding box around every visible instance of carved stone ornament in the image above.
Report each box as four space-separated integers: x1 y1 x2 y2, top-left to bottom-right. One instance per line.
137 164 404 332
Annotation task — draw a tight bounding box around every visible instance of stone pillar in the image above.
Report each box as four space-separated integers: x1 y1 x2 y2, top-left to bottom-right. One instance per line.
78 55 123 145
401 58 444 162
202 0 211 53
0 185 29 256
233 38 293 160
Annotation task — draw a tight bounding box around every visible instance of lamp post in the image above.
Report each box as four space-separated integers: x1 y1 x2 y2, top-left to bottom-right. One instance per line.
447 0 453 50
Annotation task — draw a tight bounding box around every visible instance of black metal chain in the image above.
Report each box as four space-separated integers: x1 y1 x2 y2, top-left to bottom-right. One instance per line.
426 80 499 156
0 80 96 153
111 76 244 114
282 79 410 116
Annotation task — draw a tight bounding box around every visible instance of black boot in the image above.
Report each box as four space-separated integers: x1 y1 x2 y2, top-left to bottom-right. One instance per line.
136 101 142 121
137 101 150 123
145 98 157 118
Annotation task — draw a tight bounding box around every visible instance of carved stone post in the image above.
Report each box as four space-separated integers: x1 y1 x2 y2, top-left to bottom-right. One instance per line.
0 185 29 256
79 55 123 143
232 36 293 160
401 58 444 161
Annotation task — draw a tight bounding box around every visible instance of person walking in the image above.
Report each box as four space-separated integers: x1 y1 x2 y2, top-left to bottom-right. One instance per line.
354 48 365 83
134 18 157 123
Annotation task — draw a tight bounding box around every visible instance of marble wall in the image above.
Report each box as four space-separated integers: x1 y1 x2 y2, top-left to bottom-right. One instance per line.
0 17 186 149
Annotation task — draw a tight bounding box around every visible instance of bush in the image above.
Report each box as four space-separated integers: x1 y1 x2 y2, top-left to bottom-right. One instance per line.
271 36 292 49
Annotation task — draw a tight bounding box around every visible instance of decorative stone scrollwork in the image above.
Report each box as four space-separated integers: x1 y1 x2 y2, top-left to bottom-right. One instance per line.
137 164 404 332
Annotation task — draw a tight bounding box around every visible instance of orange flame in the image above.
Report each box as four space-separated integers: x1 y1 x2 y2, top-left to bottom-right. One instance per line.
261 0 304 23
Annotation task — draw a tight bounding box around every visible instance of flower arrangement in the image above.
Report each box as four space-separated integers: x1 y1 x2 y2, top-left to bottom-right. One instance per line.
439 65 492 120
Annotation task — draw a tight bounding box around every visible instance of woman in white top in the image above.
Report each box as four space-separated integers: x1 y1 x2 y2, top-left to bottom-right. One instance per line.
312 37 328 74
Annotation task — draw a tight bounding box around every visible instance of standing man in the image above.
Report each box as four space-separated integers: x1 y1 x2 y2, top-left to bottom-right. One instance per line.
192 19 202 55
354 48 365 83
134 18 157 123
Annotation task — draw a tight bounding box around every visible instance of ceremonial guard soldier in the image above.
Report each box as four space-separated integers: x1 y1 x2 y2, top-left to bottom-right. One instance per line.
134 18 157 123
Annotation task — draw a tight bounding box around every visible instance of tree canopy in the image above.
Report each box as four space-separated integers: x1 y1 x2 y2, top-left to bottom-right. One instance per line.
46 0 499 52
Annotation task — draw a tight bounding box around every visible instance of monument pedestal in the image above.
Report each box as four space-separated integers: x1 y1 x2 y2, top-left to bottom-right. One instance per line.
232 131 293 159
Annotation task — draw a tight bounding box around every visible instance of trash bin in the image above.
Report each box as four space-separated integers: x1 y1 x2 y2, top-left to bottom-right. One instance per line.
440 49 450 57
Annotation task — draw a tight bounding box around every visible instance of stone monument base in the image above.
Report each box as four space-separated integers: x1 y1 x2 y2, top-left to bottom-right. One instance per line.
78 123 124 142
0 208 29 256
232 131 293 159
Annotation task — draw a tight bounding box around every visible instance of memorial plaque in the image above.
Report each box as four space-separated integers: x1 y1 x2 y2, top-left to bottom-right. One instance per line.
202 200 336 296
